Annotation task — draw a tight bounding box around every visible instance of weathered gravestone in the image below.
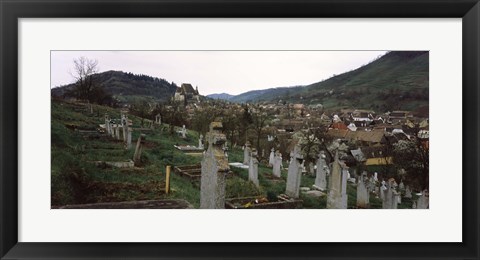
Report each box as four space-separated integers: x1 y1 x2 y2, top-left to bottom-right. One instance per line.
272 150 282 178
115 125 121 140
122 114 128 143
309 162 315 177
380 182 386 200
382 178 399 209
327 151 348 209
110 124 115 138
285 145 303 198
416 190 429 209
133 134 146 166
104 114 111 135
126 127 132 150
268 148 275 167
181 125 187 138
356 171 370 208
248 148 259 187
198 134 204 149
404 185 412 198
243 141 251 165
314 151 328 191
200 122 230 209
399 181 405 191
155 114 161 125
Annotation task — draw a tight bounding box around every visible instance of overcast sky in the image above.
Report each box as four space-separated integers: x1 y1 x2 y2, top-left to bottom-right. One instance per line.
51 51 387 95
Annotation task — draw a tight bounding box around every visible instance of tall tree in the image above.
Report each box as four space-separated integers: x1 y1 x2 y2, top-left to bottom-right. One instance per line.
69 57 101 103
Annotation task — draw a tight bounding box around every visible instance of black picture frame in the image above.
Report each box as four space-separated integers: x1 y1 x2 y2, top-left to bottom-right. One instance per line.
1 0 479 259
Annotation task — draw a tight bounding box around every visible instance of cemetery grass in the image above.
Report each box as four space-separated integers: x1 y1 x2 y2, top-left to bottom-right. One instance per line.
52 100 279 208
52 100 416 209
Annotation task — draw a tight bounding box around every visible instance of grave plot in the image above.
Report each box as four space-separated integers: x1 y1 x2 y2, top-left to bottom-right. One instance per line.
262 173 284 184
75 179 167 203
225 195 302 209
174 164 202 180
174 144 204 154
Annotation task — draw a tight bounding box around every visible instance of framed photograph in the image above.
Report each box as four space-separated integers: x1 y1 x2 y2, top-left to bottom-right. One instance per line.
1 0 479 259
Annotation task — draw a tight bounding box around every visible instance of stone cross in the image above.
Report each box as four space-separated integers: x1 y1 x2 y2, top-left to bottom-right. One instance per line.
200 122 230 209
248 148 259 187
404 185 412 198
356 171 370 208
273 150 282 178
126 127 132 150
198 134 204 149
416 190 429 209
327 151 348 209
382 178 399 209
111 124 116 138
133 134 146 166
285 145 303 198
309 162 315 177
380 183 386 200
122 114 128 143
181 125 187 138
115 124 121 140
268 148 275 167
373 172 378 182
314 151 327 191
243 141 251 165
104 114 111 135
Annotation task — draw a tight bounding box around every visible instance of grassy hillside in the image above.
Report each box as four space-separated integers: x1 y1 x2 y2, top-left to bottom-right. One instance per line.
51 70 177 103
229 51 429 111
51 100 419 209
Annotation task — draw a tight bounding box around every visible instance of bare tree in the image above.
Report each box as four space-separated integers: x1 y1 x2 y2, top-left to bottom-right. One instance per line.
69 57 100 103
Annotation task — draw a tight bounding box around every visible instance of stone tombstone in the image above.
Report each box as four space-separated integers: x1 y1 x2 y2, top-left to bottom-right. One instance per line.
200 122 230 209
111 124 116 138
327 151 348 209
273 150 282 178
380 183 386 200
399 181 405 191
285 145 303 198
155 114 161 125
104 114 111 135
404 185 412 198
133 134 146 166
382 178 399 209
356 171 370 208
309 162 315 177
198 134 204 149
122 114 128 143
416 190 429 209
243 141 251 165
373 172 378 182
314 151 328 191
268 148 275 167
248 148 260 187
115 125 121 140
126 127 132 150
368 177 376 192
182 125 187 138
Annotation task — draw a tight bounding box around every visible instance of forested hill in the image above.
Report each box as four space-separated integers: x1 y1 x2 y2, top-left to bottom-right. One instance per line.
226 51 429 112
51 70 178 103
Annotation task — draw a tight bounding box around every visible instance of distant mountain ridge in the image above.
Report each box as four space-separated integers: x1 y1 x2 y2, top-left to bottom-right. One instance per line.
209 51 429 111
206 93 235 100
